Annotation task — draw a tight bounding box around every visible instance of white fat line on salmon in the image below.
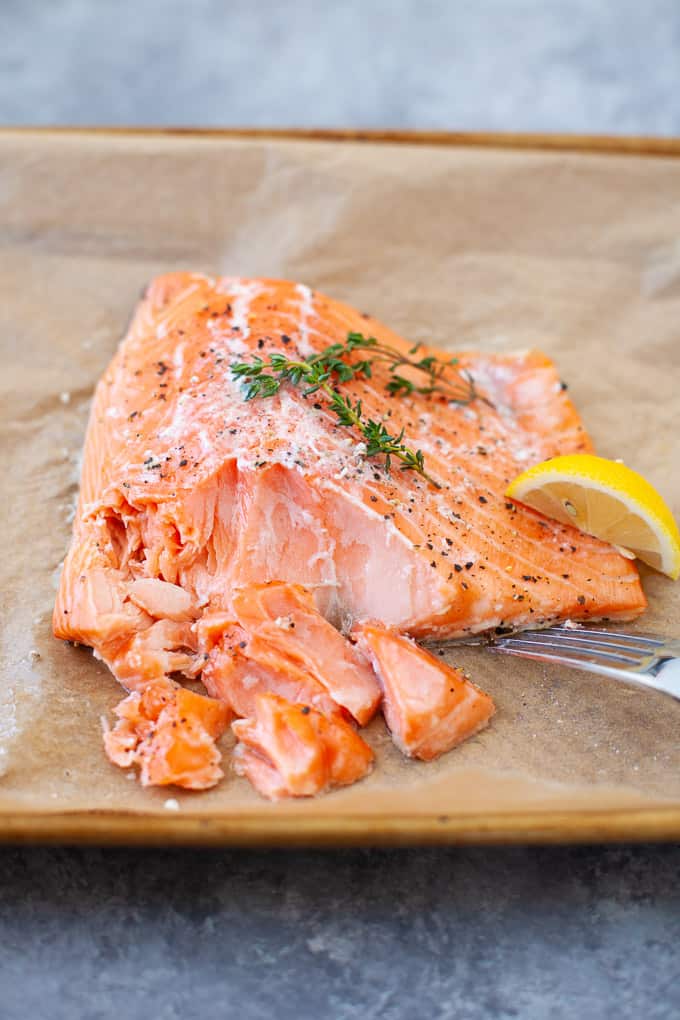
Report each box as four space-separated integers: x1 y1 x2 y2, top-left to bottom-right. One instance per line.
270 309 327 352
225 280 264 341
197 429 213 457
189 272 217 288
173 341 187 380
295 283 316 357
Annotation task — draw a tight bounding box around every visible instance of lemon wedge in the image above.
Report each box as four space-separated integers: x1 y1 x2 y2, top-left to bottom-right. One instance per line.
506 454 680 579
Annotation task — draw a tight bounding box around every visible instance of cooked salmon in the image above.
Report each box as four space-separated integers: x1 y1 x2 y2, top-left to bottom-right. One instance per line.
231 692 374 799
54 273 647 792
197 612 343 720
230 582 381 724
103 679 231 789
353 622 495 760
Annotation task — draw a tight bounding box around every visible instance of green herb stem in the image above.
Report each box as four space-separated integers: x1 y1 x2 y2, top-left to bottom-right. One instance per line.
230 332 489 488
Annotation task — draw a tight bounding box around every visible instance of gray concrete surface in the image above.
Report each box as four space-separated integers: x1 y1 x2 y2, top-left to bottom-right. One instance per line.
1 844 679 1020
2 0 680 132
2 2 680 1018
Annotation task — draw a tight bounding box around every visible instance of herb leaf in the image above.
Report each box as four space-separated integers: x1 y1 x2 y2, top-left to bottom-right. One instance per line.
230 331 489 487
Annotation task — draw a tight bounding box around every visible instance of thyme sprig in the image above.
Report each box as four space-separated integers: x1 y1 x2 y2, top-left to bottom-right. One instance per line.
230 332 486 488
347 334 482 405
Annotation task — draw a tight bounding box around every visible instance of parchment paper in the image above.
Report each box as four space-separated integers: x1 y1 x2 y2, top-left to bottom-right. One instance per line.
1 131 679 821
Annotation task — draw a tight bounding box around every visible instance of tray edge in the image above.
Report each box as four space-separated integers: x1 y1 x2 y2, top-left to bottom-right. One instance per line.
3 126 680 158
1 807 679 848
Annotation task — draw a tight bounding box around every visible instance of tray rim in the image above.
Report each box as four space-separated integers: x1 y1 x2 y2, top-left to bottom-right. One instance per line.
4 126 679 847
4 125 680 158
1 806 680 847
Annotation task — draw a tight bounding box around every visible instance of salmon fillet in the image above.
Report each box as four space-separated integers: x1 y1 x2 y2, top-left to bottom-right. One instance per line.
54 272 644 659
53 272 646 791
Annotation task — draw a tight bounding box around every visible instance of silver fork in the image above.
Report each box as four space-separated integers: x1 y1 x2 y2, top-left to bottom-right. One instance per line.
488 626 680 700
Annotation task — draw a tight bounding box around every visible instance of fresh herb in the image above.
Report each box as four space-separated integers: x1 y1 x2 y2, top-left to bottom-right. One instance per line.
230 332 487 487
345 332 486 405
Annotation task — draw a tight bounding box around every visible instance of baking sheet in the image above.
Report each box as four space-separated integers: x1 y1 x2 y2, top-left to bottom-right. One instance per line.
1 130 679 841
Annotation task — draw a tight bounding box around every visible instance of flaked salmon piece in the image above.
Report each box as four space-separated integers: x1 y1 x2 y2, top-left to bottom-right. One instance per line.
231 692 374 799
353 622 495 761
103 679 231 789
230 582 381 724
108 619 198 689
197 614 342 720
126 578 198 622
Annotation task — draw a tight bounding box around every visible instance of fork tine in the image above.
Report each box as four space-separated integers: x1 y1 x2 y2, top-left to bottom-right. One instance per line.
509 629 659 657
549 627 663 647
513 628 660 652
494 636 646 666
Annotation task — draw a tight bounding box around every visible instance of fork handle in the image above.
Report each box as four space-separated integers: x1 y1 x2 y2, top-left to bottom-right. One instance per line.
649 658 680 699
